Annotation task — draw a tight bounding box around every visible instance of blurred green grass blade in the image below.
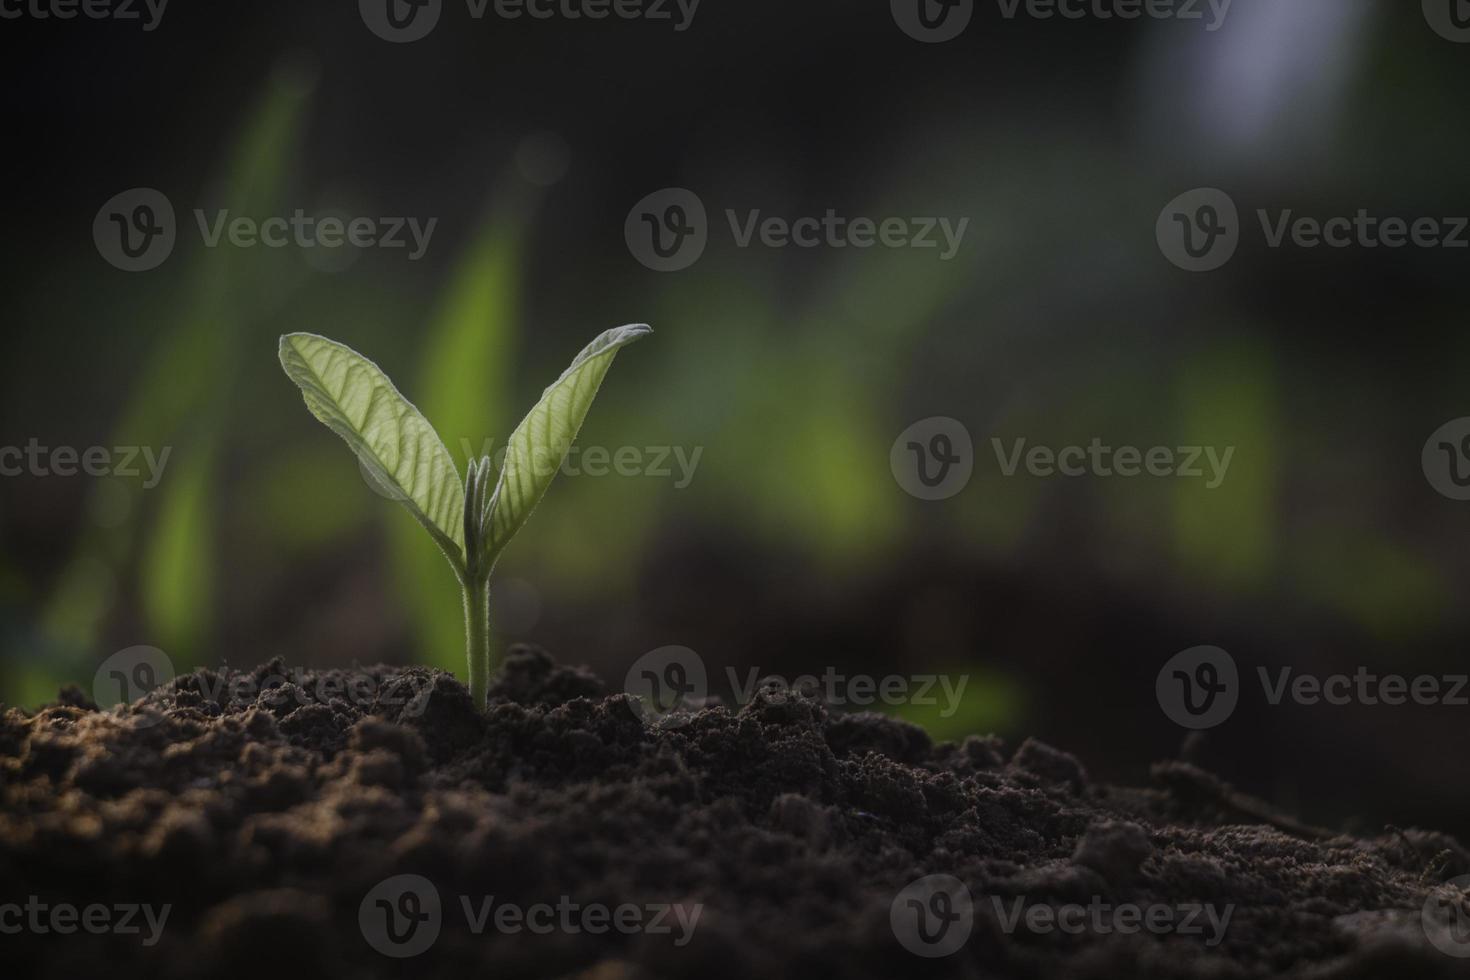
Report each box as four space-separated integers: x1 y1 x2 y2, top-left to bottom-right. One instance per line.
119 67 313 443
889 667 1023 741
140 444 215 659
390 208 526 671
247 448 371 551
39 555 117 656
419 227 523 463
41 68 312 669
6 665 70 713
1170 341 1278 587
1293 530 1448 639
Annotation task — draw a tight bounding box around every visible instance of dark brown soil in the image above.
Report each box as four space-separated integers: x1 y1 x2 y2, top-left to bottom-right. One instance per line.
3 648 1469 979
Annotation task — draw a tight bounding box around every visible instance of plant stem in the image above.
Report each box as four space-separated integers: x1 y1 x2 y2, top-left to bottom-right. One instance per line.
463 576 491 712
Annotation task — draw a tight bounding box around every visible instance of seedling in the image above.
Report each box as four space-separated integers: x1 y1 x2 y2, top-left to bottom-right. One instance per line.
278 324 651 711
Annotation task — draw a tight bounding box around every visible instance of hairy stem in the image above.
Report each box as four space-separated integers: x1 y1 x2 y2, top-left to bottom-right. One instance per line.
463 576 491 712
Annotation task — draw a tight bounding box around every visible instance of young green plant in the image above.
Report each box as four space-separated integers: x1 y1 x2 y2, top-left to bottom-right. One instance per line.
278 324 651 711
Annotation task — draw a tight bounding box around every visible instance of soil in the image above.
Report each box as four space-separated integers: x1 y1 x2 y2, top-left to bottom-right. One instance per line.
3 647 1469 979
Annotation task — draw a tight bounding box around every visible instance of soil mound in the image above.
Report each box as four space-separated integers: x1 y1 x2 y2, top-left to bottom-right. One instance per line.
3 647 1468 978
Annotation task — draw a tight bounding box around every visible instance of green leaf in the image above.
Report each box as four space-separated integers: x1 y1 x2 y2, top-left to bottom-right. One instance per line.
485 323 652 565
278 333 466 570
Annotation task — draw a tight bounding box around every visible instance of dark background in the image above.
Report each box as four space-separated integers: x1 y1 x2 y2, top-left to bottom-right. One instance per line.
3 0 1470 838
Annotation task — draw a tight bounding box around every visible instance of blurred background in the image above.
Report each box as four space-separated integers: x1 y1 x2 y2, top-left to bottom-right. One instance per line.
3 0 1470 837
